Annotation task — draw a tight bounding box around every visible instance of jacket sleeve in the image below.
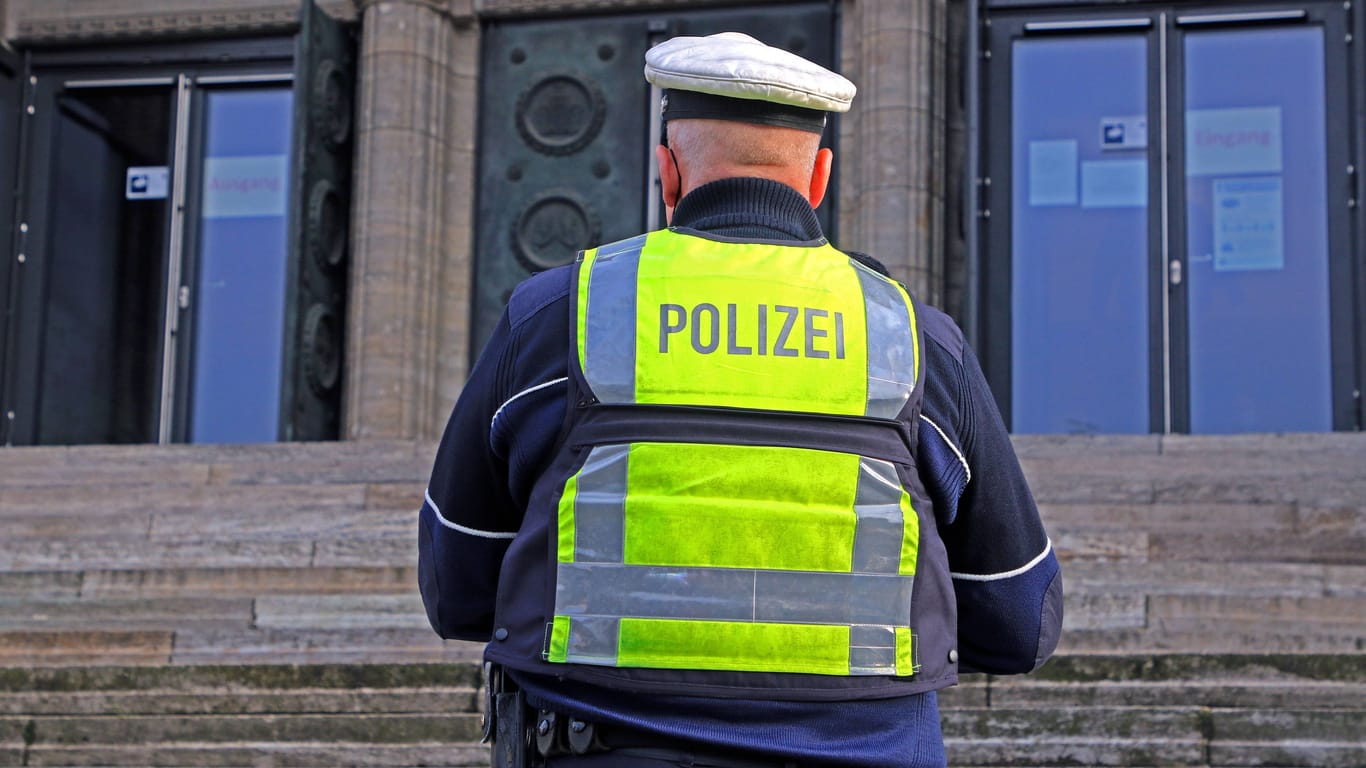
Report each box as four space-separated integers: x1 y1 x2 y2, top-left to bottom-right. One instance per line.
417 268 575 643
916 309 1063 675
417 312 521 642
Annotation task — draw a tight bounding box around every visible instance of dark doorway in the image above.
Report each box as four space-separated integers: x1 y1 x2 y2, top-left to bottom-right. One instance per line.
38 85 173 444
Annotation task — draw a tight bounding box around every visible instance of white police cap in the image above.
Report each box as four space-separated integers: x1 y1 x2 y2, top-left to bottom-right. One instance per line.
644 32 855 133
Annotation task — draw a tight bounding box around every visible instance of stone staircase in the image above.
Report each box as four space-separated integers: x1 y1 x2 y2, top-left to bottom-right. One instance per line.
0 441 479 668
1 655 1359 766
0 435 1363 766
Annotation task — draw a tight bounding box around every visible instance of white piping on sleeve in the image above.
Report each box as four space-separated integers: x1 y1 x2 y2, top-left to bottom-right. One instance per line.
919 414 971 484
951 539 1052 582
491 377 569 433
425 489 517 540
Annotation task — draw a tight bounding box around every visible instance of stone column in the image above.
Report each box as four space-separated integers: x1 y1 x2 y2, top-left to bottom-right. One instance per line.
839 0 947 306
345 0 477 440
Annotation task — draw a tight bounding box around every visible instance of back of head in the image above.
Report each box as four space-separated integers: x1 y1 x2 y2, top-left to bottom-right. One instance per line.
644 32 855 205
666 119 821 187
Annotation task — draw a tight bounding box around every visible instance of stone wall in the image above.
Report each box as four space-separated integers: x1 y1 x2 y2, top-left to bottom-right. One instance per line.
343 0 479 440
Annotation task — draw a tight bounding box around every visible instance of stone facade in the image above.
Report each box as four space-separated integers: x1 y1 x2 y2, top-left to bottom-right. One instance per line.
2 0 954 440
344 0 478 440
4 0 356 43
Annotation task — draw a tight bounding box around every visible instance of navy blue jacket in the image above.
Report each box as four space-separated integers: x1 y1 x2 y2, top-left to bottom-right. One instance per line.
419 177 1063 767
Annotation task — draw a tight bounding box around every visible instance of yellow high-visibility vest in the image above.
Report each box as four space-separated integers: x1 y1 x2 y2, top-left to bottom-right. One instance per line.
549 229 923 677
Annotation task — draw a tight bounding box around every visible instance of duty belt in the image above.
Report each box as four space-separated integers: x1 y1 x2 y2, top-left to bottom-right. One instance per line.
527 709 806 767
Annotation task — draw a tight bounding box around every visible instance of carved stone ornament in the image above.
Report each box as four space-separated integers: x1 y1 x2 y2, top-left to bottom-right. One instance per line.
515 71 606 156
311 59 354 152
512 190 600 271
303 302 342 396
14 7 299 44
306 180 347 272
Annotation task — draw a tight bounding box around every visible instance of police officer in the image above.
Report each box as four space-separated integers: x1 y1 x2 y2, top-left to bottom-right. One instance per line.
419 32 1062 768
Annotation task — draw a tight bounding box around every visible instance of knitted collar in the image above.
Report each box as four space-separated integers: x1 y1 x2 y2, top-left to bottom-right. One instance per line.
670 177 826 243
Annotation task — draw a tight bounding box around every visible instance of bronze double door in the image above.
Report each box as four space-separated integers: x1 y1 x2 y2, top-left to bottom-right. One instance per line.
473 3 840 352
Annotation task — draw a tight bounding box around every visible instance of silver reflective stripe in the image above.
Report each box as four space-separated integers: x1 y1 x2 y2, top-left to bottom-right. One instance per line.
582 235 648 404
849 625 898 674
558 563 756 621
557 563 914 625
853 458 907 575
854 265 916 419
572 444 629 563
556 569 911 673
564 615 621 666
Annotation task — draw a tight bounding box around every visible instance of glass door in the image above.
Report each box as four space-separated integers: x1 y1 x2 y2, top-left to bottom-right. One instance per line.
982 2 1358 434
1175 12 1350 433
181 84 294 443
1005 24 1155 434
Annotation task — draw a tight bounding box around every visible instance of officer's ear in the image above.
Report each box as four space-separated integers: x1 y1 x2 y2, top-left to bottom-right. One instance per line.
656 144 681 222
808 147 833 210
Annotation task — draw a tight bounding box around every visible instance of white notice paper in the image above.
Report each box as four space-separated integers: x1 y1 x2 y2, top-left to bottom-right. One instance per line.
1028 139 1078 206
202 154 290 219
126 166 169 200
1099 115 1148 151
1186 107 1282 177
1081 160 1147 208
1212 176 1284 272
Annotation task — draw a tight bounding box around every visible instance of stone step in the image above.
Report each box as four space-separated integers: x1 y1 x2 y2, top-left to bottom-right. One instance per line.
5 707 1357 768
169 628 482 667
0 597 256 631
0 628 482 668
947 657 1366 711
0 656 1358 768
77 566 418 599
0 537 318 574
0 593 423 634
1017 435 1366 508
1056 561 1365 599
0 662 477 695
1 687 476 717
1058 592 1366 645
1020 653 1365 685
1061 627 1366 655
0 631 174 667
11 712 482 749
17 743 487 767
944 735 1362 768
0 531 416 574
1042 501 1365 566
0 441 432 489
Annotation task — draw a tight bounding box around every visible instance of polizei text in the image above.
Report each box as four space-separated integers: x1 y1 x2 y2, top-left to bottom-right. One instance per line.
658 303 846 359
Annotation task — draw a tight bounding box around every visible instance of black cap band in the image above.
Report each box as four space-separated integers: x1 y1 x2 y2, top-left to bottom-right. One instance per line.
661 89 828 134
